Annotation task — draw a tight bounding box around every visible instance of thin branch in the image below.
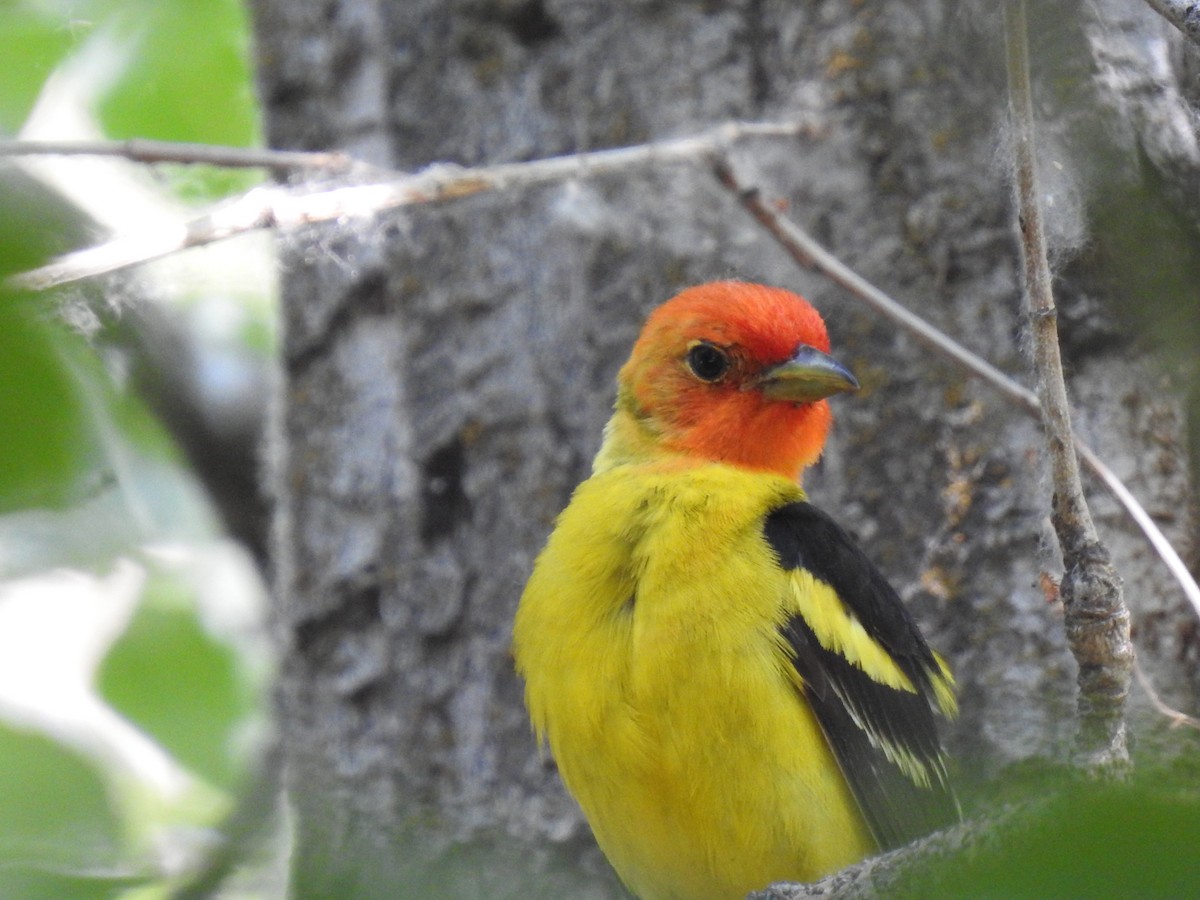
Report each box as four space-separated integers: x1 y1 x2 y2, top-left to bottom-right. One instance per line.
1133 656 1200 731
8 121 806 291
10 189 279 291
0 138 356 171
750 805 1029 899
1142 0 1200 47
710 158 1200 634
712 160 1040 416
1007 4 1094 548
1005 0 1131 774
1074 443 1200 619
10 122 1198 653
1130 605 1200 734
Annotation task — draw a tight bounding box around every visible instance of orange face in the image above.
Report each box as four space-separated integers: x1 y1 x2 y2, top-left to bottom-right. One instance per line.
619 282 857 480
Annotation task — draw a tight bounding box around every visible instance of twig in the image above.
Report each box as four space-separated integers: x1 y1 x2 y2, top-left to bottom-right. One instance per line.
1074 443 1200 620
1133 656 1200 731
1005 0 1131 774
749 805 1029 899
11 122 1199 661
1142 0 1200 47
0 138 355 171
710 159 1200 635
712 160 1040 416
10 189 279 291
7 121 805 291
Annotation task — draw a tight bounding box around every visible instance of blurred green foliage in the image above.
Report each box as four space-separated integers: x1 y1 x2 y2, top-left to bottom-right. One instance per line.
97 574 259 791
95 0 259 148
0 724 148 900
0 0 269 896
901 768 1200 898
0 7 74 134
0 724 124 874
0 297 91 512
1 0 258 144
2 0 261 199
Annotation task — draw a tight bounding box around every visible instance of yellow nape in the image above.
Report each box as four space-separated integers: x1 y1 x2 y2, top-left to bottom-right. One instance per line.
513 464 876 899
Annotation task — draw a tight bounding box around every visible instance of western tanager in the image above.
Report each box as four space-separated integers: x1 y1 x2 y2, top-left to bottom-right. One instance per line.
513 281 957 899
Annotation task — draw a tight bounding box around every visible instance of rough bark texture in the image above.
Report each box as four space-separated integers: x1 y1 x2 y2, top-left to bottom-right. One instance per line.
1006 0 1133 774
249 0 1199 895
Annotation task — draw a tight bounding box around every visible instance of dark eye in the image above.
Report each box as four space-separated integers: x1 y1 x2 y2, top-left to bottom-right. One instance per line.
685 342 730 382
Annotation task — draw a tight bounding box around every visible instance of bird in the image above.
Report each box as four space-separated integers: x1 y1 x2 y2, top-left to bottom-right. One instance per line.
512 281 957 900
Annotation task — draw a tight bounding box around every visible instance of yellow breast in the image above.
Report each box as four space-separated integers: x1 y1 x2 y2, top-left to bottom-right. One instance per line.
513 464 874 899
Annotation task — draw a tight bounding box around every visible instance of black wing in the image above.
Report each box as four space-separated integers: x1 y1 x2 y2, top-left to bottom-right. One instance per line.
764 501 958 850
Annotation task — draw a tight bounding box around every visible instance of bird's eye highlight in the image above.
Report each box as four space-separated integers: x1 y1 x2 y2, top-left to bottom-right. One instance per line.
685 341 730 382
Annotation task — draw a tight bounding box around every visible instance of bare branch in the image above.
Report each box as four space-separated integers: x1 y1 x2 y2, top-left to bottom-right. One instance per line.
8 121 808 291
1142 0 1200 47
749 806 1027 899
712 159 1040 416
10 122 1197 660
10 188 279 291
1133 657 1200 732
1005 0 1131 774
0 138 356 171
710 159 1200 634
1074 442 1200 619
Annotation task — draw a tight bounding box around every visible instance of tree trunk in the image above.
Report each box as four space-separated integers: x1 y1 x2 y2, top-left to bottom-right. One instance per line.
249 0 1198 895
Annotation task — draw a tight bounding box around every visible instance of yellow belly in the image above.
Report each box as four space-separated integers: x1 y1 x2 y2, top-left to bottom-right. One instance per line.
514 465 875 899
575 666 874 899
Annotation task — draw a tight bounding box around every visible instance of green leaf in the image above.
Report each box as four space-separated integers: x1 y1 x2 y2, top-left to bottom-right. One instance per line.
0 868 145 900
0 298 91 513
96 577 259 791
0 159 98 516
0 8 79 134
94 0 260 148
904 773 1200 898
0 723 123 879
8 0 263 201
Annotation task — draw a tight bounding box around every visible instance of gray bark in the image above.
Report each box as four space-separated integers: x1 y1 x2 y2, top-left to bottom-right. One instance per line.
249 0 1198 896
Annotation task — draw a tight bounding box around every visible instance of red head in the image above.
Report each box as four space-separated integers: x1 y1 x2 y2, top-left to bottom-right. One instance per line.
601 282 857 480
